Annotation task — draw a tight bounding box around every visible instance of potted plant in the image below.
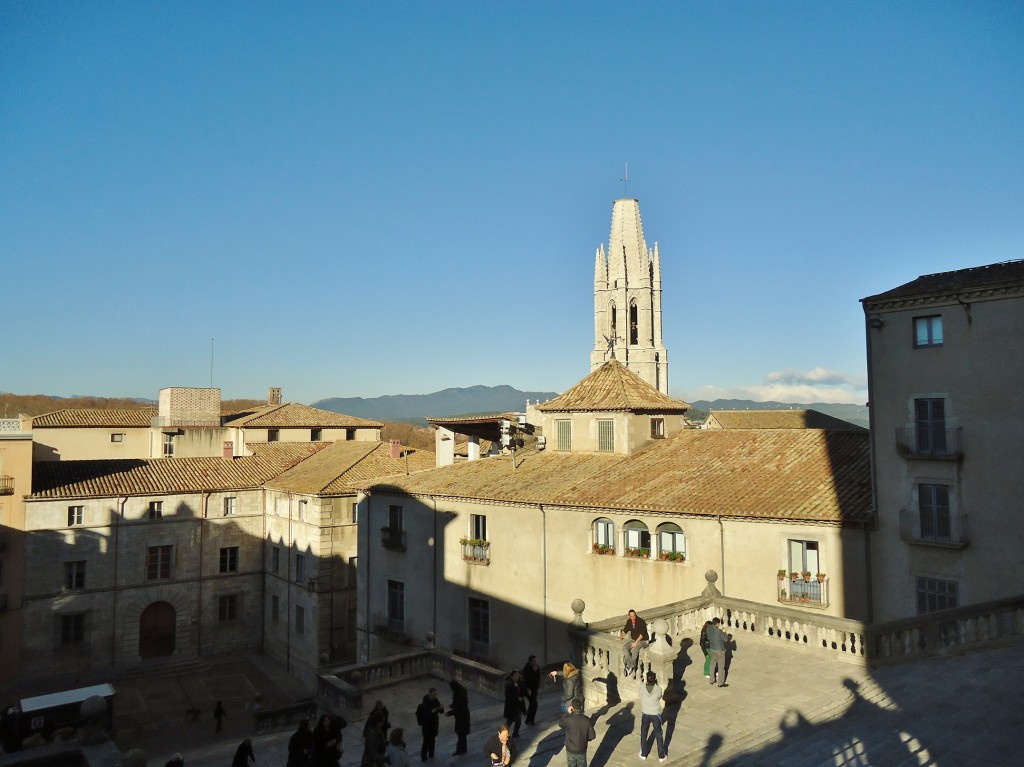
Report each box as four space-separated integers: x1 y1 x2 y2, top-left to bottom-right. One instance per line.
592 543 614 555
802 571 812 582
777 569 787 580
816 572 826 583
779 588 787 601
791 571 801 582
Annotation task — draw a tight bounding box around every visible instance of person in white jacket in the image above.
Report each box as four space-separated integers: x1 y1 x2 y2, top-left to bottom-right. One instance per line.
638 671 666 761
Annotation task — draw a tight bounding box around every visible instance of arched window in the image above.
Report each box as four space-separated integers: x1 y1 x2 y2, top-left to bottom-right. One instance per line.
629 301 639 345
624 520 650 557
657 523 686 562
609 302 617 339
593 518 615 554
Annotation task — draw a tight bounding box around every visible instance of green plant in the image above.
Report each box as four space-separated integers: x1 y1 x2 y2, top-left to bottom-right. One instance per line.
592 543 614 555
778 569 787 579
802 571 812 581
816 572 826 581
779 589 787 600
459 537 490 547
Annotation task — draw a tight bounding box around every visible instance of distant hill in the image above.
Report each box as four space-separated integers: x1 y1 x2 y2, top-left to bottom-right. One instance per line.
313 385 559 424
689 399 868 428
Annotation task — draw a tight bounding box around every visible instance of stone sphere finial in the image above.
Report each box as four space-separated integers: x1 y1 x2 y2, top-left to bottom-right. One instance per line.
652 618 669 637
570 599 586 627
704 570 719 584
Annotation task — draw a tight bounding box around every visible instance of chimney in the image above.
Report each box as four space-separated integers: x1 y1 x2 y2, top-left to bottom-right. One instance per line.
223 441 234 459
268 387 282 405
389 440 403 459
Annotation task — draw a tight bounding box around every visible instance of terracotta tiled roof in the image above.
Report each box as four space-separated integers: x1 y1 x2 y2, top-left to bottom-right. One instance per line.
223 402 382 429
366 429 871 523
31 409 157 428
265 441 435 495
536 360 690 413
707 410 865 431
30 442 329 498
863 259 1024 303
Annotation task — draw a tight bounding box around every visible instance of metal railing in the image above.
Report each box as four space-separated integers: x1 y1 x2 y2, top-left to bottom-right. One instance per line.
895 426 963 460
380 526 407 551
460 541 490 564
777 576 829 607
899 508 969 548
0 475 13 495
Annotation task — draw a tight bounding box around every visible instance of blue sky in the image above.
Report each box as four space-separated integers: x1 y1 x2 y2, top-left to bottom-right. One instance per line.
2 2 1021 406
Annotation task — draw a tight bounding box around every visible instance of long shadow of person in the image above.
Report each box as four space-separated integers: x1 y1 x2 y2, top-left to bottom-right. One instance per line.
589 702 634 767
527 728 566 767
697 733 723 767
723 633 737 684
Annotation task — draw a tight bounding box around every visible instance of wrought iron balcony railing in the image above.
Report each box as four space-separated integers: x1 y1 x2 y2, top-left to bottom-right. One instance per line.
0 475 13 495
899 508 969 548
776 574 829 608
461 540 490 565
895 427 962 460
380 526 407 551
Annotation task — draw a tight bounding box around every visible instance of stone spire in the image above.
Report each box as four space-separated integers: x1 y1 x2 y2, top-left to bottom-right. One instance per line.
590 199 669 394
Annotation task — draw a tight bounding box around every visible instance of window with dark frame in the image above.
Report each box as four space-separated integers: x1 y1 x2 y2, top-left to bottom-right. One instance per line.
68 506 83 526
110 433 124 443
650 418 665 439
913 315 943 348
916 576 958 613
61 613 86 644
296 554 305 582
163 433 174 458
915 398 948 454
219 546 239 573
468 597 490 647
268 429 280 442
223 497 236 516
148 501 163 521
64 561 86 590
470 514 487 541
146 545 173 580
918 484 951 541
218 594 238 621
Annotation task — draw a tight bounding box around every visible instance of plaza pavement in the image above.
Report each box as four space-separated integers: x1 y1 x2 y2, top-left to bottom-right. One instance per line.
97 633 1024 766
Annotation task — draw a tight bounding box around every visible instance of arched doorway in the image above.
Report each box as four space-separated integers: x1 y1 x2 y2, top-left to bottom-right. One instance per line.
139 601 176 659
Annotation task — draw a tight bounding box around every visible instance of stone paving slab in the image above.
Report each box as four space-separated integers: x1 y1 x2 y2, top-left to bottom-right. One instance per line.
41 635 1024 767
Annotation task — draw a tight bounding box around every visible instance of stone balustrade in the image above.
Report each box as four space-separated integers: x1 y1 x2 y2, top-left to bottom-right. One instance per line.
867 594 1024 664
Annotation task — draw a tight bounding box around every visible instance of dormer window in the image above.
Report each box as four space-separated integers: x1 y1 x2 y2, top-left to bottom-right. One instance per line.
650 418 665 439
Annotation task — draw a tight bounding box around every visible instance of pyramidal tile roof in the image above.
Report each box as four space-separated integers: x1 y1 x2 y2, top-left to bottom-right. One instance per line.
30 442 329 498
536 359 690 413
265 441 435 495
222 402 382 429
32 408 157 428
707 409 865 431
365 429 871 523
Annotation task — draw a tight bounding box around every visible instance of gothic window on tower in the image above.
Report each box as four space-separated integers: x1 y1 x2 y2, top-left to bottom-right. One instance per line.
610 304 617 338
629 301 639 345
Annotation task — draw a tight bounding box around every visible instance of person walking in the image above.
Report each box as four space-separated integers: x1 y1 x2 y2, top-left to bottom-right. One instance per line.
707 617 727 687
213 701 226 734
230 737 255 767
699 620 713 680
286 719 313 767
361 712 387 767
446 679 471 756
638 671 666 762
503 669 527 738
415 687 444 761
483 723 517 767
522 656 541 726
558 698 596 767
387 728 410 767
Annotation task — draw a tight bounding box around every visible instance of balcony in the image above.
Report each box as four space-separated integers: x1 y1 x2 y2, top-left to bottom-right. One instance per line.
895 427 962 460
372 613 409 642
380 526 406 552
777 574 830 608
0 475 13 495
460 539 490 565
899 508 969 549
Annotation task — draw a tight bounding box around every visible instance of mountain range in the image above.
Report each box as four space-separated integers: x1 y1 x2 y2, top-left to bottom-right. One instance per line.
312 386 869 428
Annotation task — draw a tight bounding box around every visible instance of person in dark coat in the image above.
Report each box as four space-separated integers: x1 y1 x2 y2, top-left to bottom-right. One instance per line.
445 679 471 756
286 719 313 767
521 656 541 726
231 738 255 767
558 699 596 767
503 670 527 738
312 714 343 767
361 711 388 767
213 701 226 734
364 701 391 743
415 687 444 761
483 723 517 767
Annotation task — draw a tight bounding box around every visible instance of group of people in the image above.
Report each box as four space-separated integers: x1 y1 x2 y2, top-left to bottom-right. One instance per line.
208 616 729 767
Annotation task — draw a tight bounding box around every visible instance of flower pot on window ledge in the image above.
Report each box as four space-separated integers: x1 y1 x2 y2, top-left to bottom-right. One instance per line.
659 552 685 562
791 572 801 582
777 570 787 581
592 543 615 555
816 573 826 583
802 571 812 582
625 547 650 559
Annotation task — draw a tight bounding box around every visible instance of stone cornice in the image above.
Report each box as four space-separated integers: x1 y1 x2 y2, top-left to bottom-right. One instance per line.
862 281 1024 313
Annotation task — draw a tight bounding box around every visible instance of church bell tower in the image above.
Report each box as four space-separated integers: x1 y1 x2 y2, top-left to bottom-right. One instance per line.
590 198 669 394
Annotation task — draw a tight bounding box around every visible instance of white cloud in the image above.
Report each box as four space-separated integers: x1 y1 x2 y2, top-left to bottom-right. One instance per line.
682 368 868 405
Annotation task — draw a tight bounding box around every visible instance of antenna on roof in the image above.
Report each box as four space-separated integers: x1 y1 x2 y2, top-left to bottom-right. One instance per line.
210 337 215 387
621 163 630 198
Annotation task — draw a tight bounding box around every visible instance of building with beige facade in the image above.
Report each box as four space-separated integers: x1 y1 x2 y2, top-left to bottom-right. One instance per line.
862 259 1024 622
0 418 33 685
358 360 872 668
31 387 382 463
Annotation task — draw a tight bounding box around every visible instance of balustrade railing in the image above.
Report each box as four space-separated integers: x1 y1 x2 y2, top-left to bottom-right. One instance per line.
866 595 1024 664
